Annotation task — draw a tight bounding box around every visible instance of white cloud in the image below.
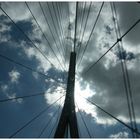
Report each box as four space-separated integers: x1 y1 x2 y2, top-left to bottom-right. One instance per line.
0 17 11 42
109 131 129 138
32 72 39 79
44 85 66 107
6 92 23 104
1 82 23 103
1 84 8 92
1 2 30 22
1 83 23 104
9 69 20 84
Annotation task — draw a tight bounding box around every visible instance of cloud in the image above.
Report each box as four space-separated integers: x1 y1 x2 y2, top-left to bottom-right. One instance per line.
44 85 66 106
1 2 68 74
81 50 140 124
114 2 140 46
117 50 135 61
32 72 39 79
6 92 23 104
1 2 140 137
1 2 30 21
109 131 129 138
8 69 20 84
75 79 97 115
76 2 140 126
1 83 23 104
0 15 11 42
1 84 8 92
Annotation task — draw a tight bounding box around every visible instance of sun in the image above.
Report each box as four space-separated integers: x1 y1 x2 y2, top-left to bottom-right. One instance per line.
74 79 96 116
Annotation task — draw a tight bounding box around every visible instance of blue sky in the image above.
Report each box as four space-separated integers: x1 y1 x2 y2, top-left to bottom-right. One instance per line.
0 2 140 138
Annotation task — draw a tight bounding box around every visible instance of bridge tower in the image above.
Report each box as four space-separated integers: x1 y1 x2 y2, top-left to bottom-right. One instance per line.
54 51 79 138
54 2 79 138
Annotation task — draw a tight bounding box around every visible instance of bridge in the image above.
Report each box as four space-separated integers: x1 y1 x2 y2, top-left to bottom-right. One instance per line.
0 1 140 138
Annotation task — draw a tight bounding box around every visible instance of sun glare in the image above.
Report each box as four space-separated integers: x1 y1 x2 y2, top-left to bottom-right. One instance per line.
74 79 96 116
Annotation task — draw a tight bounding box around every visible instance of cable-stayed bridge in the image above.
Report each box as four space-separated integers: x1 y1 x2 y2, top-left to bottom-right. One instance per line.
0 2 140 138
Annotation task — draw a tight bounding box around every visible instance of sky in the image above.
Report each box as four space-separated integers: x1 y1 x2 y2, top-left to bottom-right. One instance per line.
0 1 140 138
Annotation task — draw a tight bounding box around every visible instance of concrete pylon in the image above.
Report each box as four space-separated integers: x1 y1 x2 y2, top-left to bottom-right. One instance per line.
54 52 79 138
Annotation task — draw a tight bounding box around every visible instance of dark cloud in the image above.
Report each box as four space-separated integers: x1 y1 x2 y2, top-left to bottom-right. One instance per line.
7 20 33 42
81 48 140 125
77 2 140 130
105 25 113 35
76 109 131 138
117 50 135 60
115 2 140 45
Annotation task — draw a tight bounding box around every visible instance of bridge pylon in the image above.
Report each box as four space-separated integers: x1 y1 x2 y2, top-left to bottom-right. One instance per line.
54 52 79 138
